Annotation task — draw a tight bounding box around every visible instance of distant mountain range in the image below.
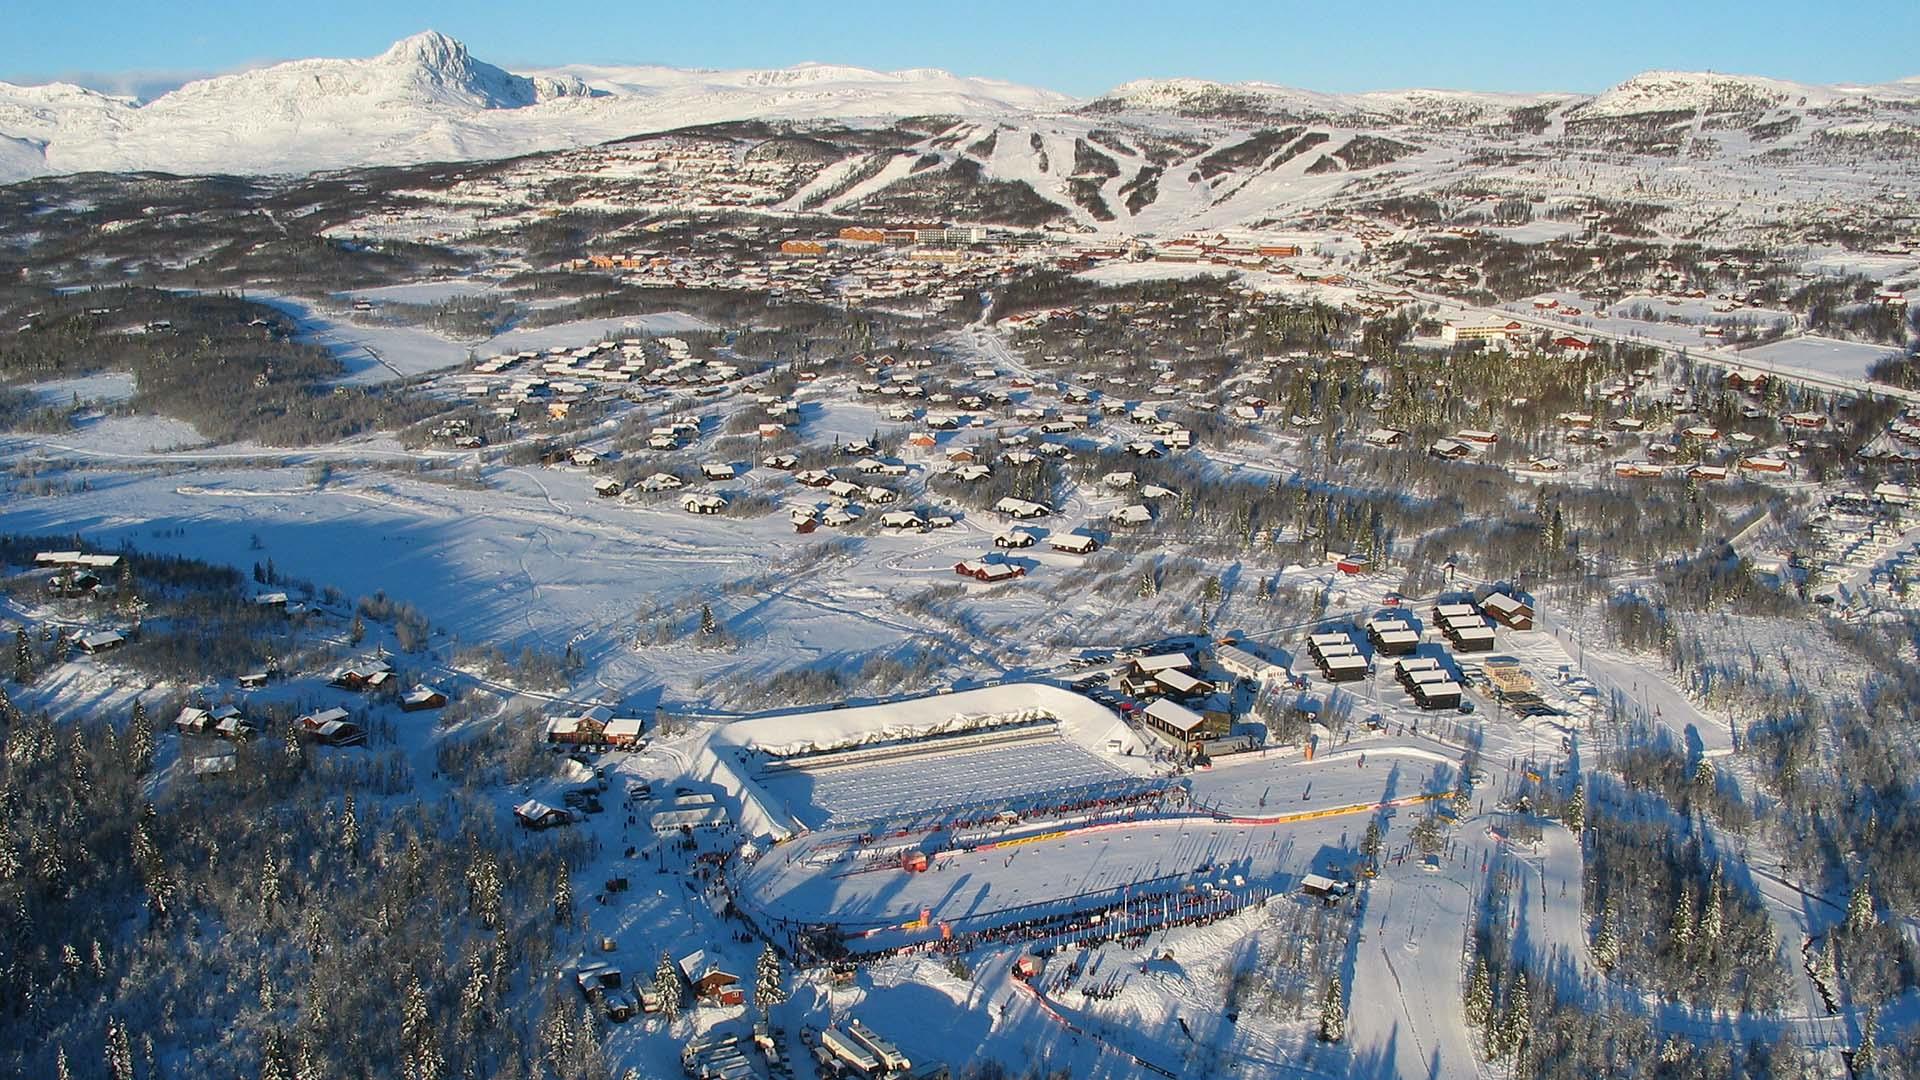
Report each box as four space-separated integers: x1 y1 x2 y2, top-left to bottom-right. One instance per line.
4 31 1919 245
0 31 1073 180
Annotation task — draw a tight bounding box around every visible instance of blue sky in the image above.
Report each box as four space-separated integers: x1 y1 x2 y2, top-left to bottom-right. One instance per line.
5 1 1917 99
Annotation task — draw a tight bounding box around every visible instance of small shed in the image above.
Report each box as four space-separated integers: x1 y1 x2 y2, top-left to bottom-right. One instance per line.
515 799 573 830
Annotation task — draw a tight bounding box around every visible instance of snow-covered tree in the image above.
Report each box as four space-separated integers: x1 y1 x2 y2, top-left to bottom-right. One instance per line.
1318 974 1345 1043
402 973 443 1080
127 700 153 777
468 852 503 931
1857 1005 1879 1076
282 719 306 775
1847 877 1876 936
260 849 282 918
13 628 33 686
700 604 718 636
1691 756 1715 791
1699 872 1723 949
1669 886 1696 953
653 953 682 1022
340 793 360 857
552 870 572 927
55 1046 71 1080
116 561 138 614
1503 970 1532 1063
1464 957 1493 1030
104 1018 134 1080
1563 779 1585 835
261 1029 290 1080
1362 820 1382 859
1595 896 1624 969
755 943 787 1015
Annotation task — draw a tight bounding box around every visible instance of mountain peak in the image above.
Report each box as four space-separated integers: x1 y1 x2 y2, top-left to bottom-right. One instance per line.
382 30 471 69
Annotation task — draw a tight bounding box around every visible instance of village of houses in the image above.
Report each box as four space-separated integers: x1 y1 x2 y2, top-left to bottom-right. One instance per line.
4 115 1920 1080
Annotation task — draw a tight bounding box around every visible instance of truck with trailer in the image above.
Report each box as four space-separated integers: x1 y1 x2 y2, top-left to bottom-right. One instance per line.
848 1019 911 1073
822 1027 882 1076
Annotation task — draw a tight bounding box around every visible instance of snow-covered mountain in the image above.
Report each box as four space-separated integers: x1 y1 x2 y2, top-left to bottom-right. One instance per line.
0 32 1072 181
1084 77 1570 123
1578 69 1920 118
1085 70 1920 128
0 33 1916 190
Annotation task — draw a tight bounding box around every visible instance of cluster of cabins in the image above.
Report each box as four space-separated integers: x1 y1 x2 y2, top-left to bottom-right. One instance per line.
954 558 1026 583
571 948 748 1035
296 707 365 747
1120 651 1217 702
1432 602 1497 652
1364 617 1420 656
1124 651 1251 757
35 550 122 599
1393 657 1463 710
174 704 253 740
1308 633 1369 682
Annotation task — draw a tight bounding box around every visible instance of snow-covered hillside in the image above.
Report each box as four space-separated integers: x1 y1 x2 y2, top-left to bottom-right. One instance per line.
3 33 1918 249
1086 76 1570 124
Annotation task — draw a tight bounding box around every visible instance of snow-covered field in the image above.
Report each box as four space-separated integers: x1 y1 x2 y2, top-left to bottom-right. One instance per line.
1739 334 1902 381
22 369 136 403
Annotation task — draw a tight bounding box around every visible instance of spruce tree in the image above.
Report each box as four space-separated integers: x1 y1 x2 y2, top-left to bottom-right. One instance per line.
1691 756 1715 791
1563 779 1585 835
553 870 573 927
1858 1005 1879 1076
700 604 718 636
653 952 683 1022
104 1019 134 1080
1847 877 1876 936
1318 974 1345 1043
13 628 32 686
755 943 787 1015
1464 957 1493 1030
1503 970 1532 1064
127 700 153 778
262 1030 290 1080
1670 887 1696 953
1592 898 1620 970
1699 872 1724 949
402 975 441 1080
340 794 360 857
116 561 137 614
